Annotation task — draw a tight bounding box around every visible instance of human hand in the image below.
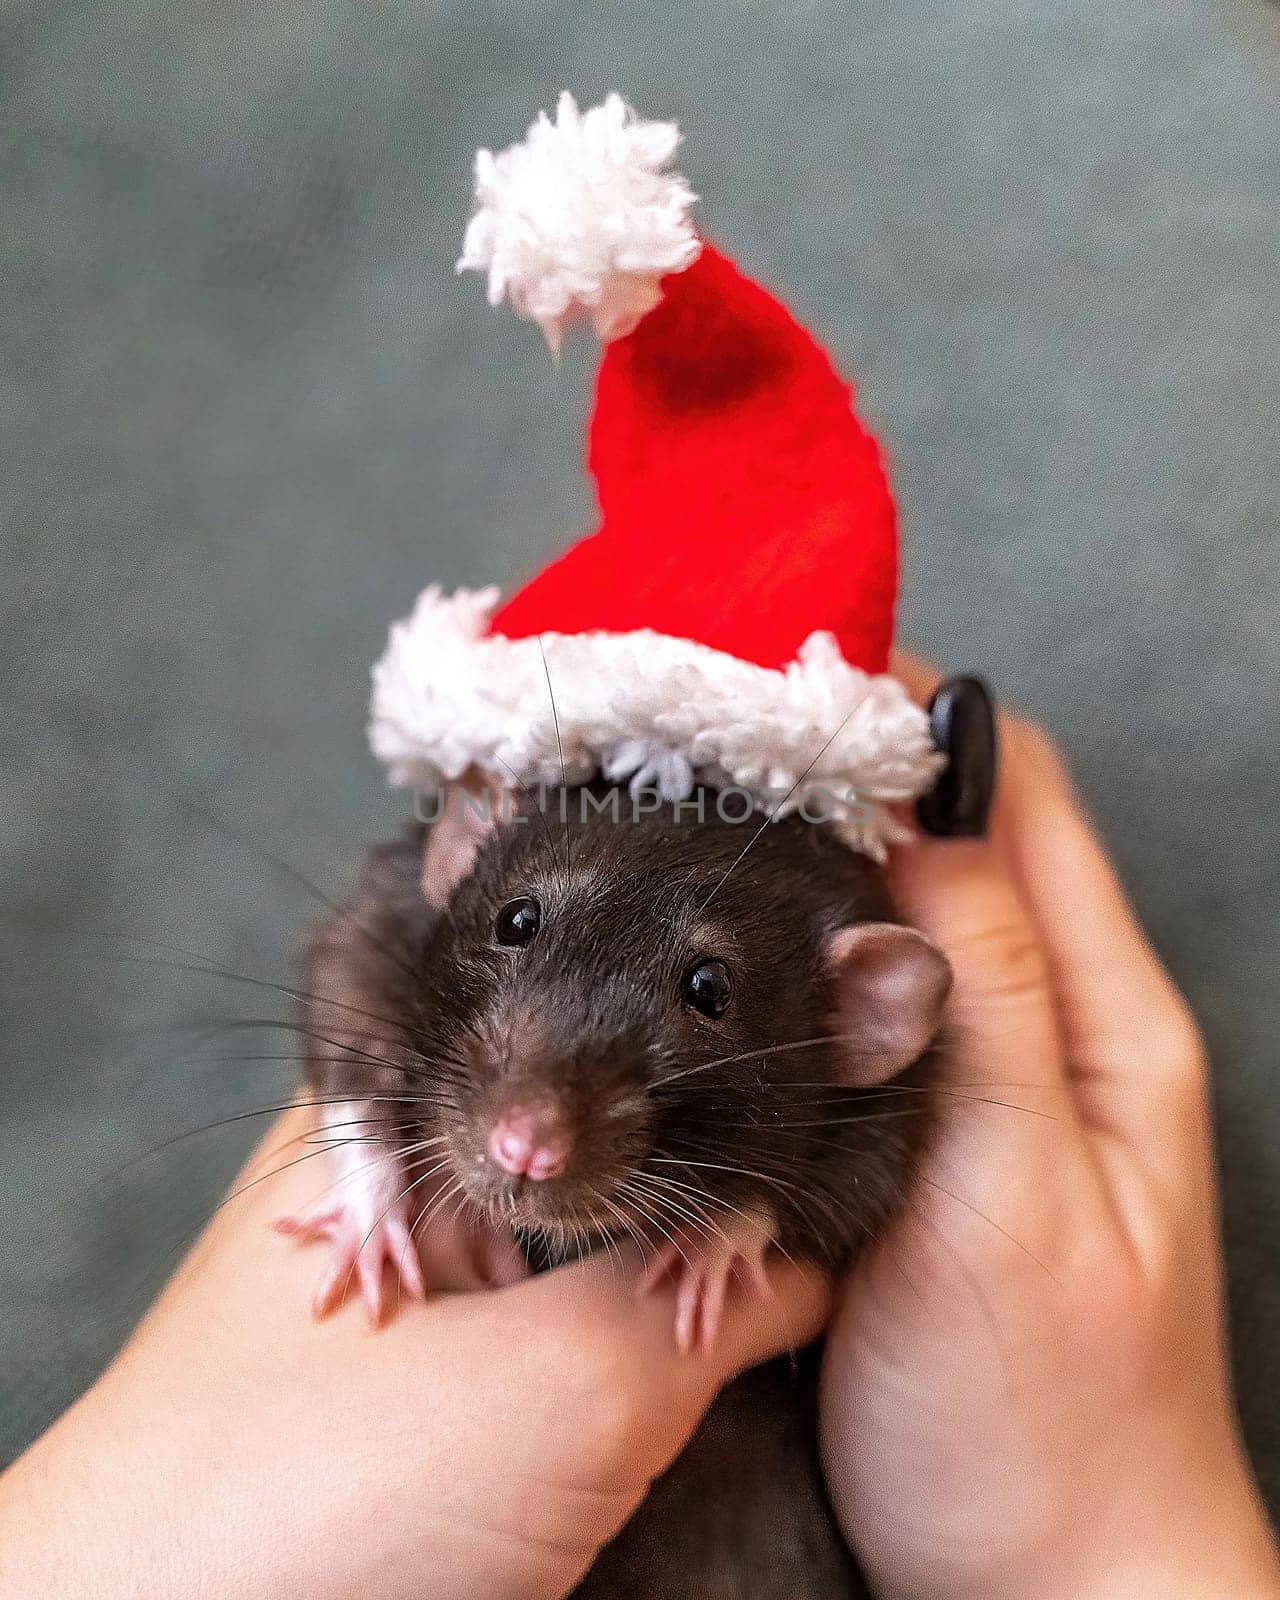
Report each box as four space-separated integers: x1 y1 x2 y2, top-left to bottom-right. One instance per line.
0 1105 826 1600
821 654 1280 1599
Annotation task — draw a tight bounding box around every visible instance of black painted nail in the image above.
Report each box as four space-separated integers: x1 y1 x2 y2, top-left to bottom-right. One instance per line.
916 675 998 838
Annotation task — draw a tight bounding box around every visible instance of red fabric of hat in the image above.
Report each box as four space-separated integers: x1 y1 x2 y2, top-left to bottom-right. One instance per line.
493 244 897 676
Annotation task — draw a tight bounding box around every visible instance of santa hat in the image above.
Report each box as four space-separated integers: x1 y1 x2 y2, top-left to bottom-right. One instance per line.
369 92 944 858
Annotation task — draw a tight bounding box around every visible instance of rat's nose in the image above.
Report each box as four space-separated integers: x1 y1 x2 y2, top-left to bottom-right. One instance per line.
487 1110 571 1181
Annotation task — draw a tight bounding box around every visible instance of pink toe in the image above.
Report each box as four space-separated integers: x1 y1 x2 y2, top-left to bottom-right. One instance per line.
401 1248 427 1301
389 1222 427 1301
742 1253 772 1299
674 1273 701 1355
700 1271 728 1351
357 1251 385 1326
312 1258 348 1319
639 1241 681 1295
277 1205 340 1245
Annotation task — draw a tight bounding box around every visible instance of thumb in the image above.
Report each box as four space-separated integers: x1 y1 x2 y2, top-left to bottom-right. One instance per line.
514 1247 831 1466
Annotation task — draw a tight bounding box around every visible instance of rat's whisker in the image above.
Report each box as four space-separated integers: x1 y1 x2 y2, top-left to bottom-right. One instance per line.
617 1182 696 1274
654 1030 929 1083
645 1151 833 1266
901 1194 1012 1368
712 1111 936 1138
656 1052 1054 1122
412 1172 468 1237
216 1135 403 1218
146 787 423 986
93 1094 447 1187
537 636 573 883
814 1091 1051 1121
666 1143 866 1257
611 1180 669 1243
638 1169 791 1265
90 935 421 1041
696 685 875 915
148 1014 421 1065
249 834 420 985
585 1189 635 1273
628 1173 729 1250
915 1174 1061 1287
650 1153 812 1203
492 750 571 895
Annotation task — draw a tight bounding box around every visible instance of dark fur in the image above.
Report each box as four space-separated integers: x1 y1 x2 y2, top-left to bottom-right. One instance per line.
302 786 935 1597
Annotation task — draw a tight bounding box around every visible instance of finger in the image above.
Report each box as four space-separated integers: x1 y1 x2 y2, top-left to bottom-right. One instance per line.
892 648 1209 1183
999 721 1210 1165
888 833 1072 1107
513 1246 829 1444
887 653 1086 1158
889 646 940 701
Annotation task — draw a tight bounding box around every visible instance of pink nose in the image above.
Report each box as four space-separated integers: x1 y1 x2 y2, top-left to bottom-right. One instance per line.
487 1111 571 1181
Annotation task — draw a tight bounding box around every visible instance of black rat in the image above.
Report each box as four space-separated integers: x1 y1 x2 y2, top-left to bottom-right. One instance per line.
277 778 951 1596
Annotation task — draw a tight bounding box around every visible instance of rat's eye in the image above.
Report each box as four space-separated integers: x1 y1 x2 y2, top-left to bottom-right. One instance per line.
682 958 733 1018
494 896 542 947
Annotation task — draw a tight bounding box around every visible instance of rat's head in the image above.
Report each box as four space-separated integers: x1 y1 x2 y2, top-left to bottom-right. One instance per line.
412 781 950 1254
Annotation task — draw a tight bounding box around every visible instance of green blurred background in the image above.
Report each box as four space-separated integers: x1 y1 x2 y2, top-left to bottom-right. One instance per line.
2 0 1277 1509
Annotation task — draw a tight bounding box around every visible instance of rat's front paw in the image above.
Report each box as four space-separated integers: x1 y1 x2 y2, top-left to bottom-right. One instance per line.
276 1189 426 1326
277 1194 529 1319
275 1103 530 1321
638 1209 775 1353
275 1144 530 1325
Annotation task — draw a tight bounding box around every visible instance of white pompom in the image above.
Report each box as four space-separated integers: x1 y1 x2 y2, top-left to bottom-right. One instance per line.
457 92 700 352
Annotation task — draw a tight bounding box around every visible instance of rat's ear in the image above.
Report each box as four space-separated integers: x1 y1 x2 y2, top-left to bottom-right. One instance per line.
420 774 508 909
823 923 952 1086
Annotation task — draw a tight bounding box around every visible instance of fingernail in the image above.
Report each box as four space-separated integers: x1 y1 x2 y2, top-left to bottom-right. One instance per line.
915 675 998 839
